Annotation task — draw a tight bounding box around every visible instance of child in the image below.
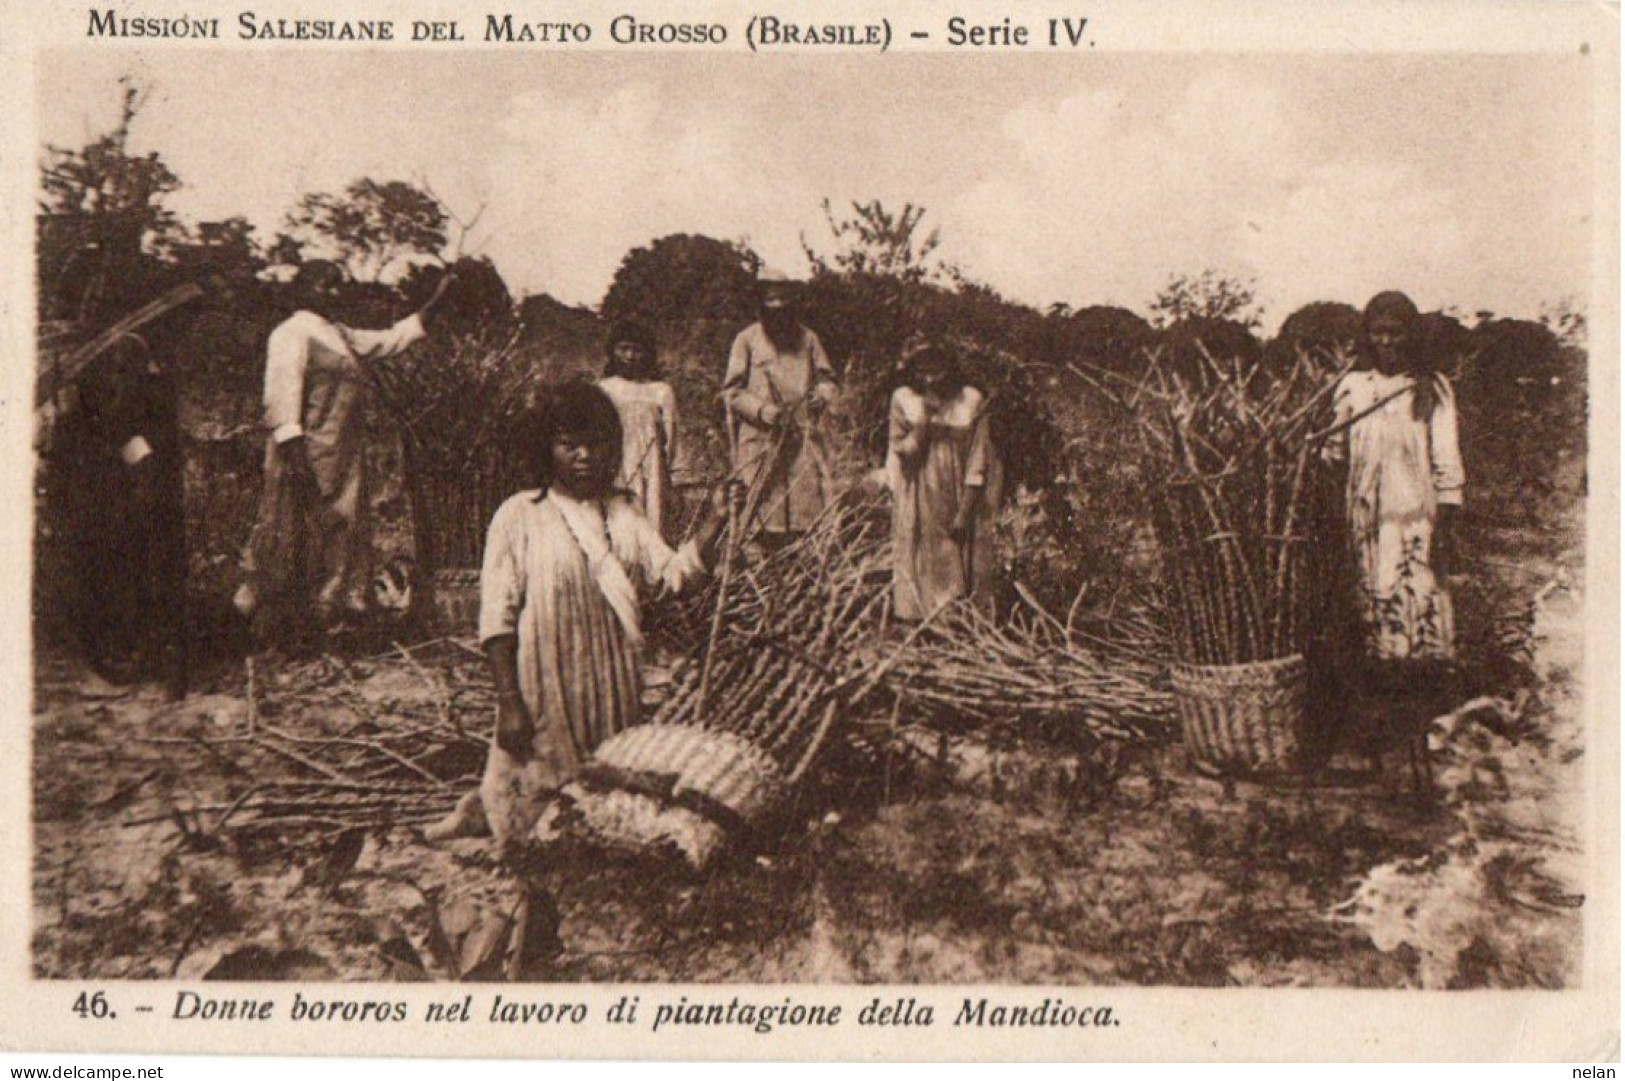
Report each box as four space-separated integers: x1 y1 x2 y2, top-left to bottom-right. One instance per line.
427 381 726 848
887 345 998 620
597 321 679 539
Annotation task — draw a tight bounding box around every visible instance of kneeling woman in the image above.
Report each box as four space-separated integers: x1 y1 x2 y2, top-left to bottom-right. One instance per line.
430 382 726 848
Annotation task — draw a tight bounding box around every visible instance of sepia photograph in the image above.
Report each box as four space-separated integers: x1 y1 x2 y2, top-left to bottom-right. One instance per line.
5 0 1618 1061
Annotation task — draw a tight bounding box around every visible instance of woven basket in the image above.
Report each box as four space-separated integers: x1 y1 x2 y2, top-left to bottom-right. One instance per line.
1169 654 1309 776
588 723 792 828
571 724 793 870
562 785 730 870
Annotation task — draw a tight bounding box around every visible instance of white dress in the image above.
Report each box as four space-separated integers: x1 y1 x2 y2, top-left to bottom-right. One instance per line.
244 311 424 619
887 385 995 620
598 376 678 539
1325 370 1466 660
476 489 703 844
721 323 837 535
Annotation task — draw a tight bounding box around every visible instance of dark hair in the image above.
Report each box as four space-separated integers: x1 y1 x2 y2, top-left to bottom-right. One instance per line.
603 320 660 379
520 380 624 496
1359 290 1439 420
899 343 967 397
293 259 346 298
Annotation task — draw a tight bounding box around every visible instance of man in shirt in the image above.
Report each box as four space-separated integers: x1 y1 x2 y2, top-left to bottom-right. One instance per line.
721 268 837 545
235 260 452 648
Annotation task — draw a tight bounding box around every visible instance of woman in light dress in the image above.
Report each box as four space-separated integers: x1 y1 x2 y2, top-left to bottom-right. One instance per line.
597 321 679 539
1323 291 1466 661
887 345 999 621
426 382 726 849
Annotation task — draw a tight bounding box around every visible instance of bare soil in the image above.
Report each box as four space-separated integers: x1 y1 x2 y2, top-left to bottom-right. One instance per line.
31 539 1583 986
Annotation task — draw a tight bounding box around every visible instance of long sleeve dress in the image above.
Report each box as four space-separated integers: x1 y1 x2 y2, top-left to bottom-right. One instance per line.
598 375 678 539
1324 370 1466 660
243 309 424 623
722 322 837 536
888 385 995 621
476 489 705 845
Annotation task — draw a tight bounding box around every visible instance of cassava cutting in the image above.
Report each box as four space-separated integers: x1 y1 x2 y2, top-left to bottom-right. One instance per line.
886 598 1169 745
1075 345 1351 667
367 329 537 571
574 490 900 865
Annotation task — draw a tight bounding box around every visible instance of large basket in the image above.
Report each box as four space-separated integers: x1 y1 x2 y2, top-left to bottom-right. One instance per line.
571 723 795 869
585 723 792 829
1169 654 1309 776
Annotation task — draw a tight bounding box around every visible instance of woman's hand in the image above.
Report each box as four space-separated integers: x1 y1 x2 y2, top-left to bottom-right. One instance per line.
950 486 984 543
277 436 320 497
892 412 930 464
485 634 531 757
495 693 534 758
695 478 743 562
709 477 741 517
806 391 830 422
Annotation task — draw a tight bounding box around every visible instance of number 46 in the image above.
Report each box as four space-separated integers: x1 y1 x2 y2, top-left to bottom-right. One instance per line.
72 991 112 1019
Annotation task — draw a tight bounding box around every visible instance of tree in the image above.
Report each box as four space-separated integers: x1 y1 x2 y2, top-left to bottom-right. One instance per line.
1266 301 1363 371
1160 317 1265 377
1459 316 1586 526
264 232 306 271
1415 310 1472 371
1273 301 1361 352
600 234 761 327
399 255 514 336
1148 269 1262 329
802 198 947 284
37 80 185 322
167 216 266 284
284 178 448 282
1539 298 1587 350
1068 305 1156 373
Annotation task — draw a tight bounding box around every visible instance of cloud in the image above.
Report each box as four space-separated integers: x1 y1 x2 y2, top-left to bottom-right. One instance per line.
50 53 1583 323
946 70 1481 326
482 80 818 305
1240 161 1470 319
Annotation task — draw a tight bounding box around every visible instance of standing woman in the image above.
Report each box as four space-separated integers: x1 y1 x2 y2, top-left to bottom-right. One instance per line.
236 260 452 645
598 321 679 539
722 269 837 546
55 326 188 698
887 345 998 621
1323 291 1465 660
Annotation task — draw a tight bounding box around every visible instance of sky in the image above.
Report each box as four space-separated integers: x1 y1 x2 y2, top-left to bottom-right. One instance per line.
37 49 1597 330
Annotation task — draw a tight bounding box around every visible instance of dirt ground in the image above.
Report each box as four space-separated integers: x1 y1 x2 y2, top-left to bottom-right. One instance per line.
31 527 1584 987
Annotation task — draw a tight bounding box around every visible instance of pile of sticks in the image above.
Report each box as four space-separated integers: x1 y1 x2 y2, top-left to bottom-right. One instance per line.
886 598 1169 745
149 642 491 840
1075 346 1350 666
631 477 1174 807
367 330 535 570
572 490 901 865
648 491 898 781
366 328 535 476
